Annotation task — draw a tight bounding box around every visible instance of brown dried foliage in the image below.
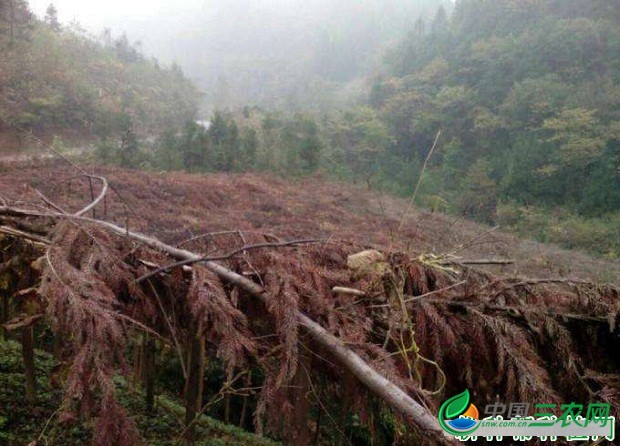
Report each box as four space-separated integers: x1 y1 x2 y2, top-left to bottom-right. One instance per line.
0 164 618 444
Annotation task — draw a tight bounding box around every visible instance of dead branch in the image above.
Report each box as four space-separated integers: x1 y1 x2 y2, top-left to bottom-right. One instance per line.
413 298 610 325
177 230 283 247
133 239 321 284
403 281 466 304
3 314 44 331
0 225 51 245
332 286 367 297
490 277 599 298
74 175 108 217
440 259 515 266
34 175 108 218
34 188 68 214
446 225 500 257
397 129 442 233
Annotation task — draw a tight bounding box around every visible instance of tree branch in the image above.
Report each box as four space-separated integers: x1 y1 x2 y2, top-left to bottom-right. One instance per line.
0 225 51 245
133 239 321 284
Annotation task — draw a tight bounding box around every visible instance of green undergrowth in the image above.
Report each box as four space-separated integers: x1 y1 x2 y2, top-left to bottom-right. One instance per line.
0 339 279 446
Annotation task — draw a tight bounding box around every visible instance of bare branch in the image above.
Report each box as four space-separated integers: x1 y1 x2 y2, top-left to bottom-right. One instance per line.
34 188 68 214
446 225 500 257
397 129 442 233
332 286 367 297
133 239 321 284
440 258 515 266
74 175 108 217
0 225 51 245
403 280 467 303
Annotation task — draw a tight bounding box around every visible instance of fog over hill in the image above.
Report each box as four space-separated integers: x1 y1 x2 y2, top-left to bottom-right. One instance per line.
28 0 450 112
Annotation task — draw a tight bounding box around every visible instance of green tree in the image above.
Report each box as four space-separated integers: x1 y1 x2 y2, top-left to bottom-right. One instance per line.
239 127 258 170
296 116 322 173
0 0 32 45
542 108 607 167
208 111 240 172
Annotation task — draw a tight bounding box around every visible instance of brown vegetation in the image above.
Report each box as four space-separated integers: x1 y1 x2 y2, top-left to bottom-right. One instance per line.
0 161 618 445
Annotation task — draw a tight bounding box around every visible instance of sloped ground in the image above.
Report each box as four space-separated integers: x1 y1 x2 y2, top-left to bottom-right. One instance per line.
0 160 618 445
1 161 617 284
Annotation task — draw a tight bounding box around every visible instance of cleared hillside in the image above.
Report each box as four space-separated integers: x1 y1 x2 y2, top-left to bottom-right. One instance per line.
1 160 618 445
1 160 617 284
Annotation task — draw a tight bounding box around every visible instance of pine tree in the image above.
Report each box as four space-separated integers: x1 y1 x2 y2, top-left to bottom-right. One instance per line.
44 3 60 31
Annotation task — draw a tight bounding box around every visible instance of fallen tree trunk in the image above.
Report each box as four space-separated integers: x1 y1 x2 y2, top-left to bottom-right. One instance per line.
0 206 455 443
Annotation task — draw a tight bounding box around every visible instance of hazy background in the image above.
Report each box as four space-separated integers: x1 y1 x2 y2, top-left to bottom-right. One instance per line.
28 0 450 113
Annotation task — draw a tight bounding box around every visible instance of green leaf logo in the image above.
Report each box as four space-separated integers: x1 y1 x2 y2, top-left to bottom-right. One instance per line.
444 389 470 419
438 389 480 436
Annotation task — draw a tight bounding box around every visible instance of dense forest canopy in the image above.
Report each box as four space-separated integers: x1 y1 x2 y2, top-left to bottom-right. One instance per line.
362 0 619 250
136 0 619 256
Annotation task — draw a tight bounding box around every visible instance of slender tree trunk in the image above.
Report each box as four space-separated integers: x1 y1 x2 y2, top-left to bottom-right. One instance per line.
184 333 205 446
143 337 156 415
285 362 313 445
133 339 143 385
9 0 17 45
0 293 8 340
21 325 37 405
224 395 230 424
238 370 251 429
313 406 321 445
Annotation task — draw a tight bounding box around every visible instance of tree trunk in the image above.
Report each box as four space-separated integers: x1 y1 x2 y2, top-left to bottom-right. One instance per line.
133 338 143 385
238 370 251 429
143 336 156 415
224 394 230 424
0 293 8 340
21 325 37 405
184 333 205 446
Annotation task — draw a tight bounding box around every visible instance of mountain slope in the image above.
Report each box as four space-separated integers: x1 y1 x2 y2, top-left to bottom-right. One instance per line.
0 2 199 147
2 161 617 284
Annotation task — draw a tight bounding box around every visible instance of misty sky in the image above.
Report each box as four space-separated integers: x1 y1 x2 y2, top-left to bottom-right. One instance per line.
30 0 203 26
26 0 452 110
28 0 311 33
27 0 325 63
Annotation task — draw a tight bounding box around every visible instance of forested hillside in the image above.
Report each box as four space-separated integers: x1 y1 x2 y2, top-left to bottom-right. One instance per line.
3 0 617 258
0 1 198 145
142 0 619 256
364 0 619 253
